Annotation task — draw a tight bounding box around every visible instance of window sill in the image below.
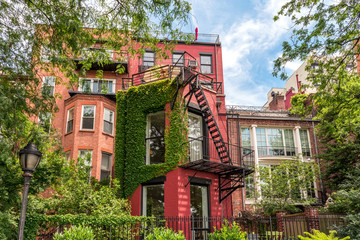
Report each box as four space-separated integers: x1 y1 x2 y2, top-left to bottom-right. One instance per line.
102 132 114 138
64 131 73 136
79 129 95 133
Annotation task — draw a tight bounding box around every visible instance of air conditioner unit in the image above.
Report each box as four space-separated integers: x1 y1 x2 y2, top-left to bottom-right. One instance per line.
188 60 198 68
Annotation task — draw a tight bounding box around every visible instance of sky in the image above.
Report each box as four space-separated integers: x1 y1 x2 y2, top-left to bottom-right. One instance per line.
187 0 303 106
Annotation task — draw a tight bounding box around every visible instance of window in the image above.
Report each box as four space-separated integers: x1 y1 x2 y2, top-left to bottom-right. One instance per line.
146 111 165 164
241 128 251 154
200 54 212 74
142 184 164 217
100 152 112 181
188 113 203 162
39 112 52 132
256 128 295 156
172 53 184 66
42 76 56 96
81 105 95 130
190 184 209 239
79 78 115 93
300 129 311 156
245 174 255 199
143 51 155 68
66 108 74 133
64 151 71 160
78 149 93 176
103 108 114 134
81 48 114 61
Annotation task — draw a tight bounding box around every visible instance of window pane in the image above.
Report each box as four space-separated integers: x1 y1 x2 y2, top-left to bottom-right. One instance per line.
189 113 203 162
172 53 184 66
82 118 94 129
245 174 255 199
256 128 267 156
267 128 284 156
190 185 209 239
100 152 111 181
104 108 113 122
78 150 92 166
83 106 94 117
146 111 165 164
42 76 55 96
143 51 155 66
66 108 74 133
200 65 211 74
284 129 295 156
300 130 311 156
81 79 91 92
200 55 211 65
143 185 164 217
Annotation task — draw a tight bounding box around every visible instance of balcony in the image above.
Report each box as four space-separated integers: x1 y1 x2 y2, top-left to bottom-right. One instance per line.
73 48 128 72
182 136 255 173
123 52 223 94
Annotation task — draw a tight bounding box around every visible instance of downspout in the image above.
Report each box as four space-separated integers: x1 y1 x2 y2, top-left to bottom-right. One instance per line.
312 121 325 204
214 38 218 91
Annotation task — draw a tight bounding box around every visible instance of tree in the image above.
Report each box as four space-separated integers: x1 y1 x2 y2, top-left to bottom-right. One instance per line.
273 0 360 189
255 159 318 215
0 0 192 238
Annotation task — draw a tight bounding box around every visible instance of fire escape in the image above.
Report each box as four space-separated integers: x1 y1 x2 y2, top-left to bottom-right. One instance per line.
126 52 254 203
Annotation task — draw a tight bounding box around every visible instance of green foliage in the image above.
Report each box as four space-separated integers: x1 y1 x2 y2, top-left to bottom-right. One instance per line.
273 0 360 189
54 225 94 240
336 214 360 240
115 79 188 198
298 230 349 240
290 93 312 117
145 227 185 240
208 220 247 240
255 159 318 215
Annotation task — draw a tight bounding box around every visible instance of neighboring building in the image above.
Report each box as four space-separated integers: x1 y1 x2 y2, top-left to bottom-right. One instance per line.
263 61 318 110
226 105 322 215
40 33 254 237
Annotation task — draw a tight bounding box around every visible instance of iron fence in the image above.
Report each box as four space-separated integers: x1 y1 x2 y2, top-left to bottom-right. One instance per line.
35 213 345 240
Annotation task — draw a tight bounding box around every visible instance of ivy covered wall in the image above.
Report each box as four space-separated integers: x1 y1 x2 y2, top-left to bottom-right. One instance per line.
115 79 188 198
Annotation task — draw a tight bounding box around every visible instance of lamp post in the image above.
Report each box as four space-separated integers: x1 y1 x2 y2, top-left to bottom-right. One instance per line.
17 140 42 240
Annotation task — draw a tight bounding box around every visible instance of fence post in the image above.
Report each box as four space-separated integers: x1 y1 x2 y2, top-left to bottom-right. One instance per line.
276 211 286 234
305 206 320 232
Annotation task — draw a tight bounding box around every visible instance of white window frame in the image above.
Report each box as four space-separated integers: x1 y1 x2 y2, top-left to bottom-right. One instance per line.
81 105 96 130
200 54 213 74
66 108 74 133
103 108 114 135
42 76 56 96
299 129 312 156
79 77 116 93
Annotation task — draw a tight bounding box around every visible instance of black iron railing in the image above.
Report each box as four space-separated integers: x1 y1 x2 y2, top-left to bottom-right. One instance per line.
188 136 254 168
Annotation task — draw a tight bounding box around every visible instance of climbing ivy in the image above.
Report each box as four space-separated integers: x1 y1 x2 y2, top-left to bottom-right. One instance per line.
115 79 189 198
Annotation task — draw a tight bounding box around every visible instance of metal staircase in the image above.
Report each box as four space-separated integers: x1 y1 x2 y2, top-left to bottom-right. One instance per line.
190 82 232 165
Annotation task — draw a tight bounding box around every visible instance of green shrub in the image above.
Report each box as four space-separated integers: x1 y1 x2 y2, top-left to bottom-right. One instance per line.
145 227 185 240
298 230 350 240
208 220 247 240
53 225 94 240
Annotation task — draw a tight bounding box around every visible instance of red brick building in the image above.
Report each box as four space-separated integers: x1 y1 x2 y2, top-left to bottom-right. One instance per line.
40 34 255 238
226 104 323 215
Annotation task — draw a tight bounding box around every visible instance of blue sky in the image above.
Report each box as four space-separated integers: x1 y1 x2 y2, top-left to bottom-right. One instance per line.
187 0 303 106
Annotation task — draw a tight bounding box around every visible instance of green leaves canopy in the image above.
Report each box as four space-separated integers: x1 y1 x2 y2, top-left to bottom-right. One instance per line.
274 0 360 188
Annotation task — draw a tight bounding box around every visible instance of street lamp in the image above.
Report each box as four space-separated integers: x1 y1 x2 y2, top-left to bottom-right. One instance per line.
17 140 42 240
